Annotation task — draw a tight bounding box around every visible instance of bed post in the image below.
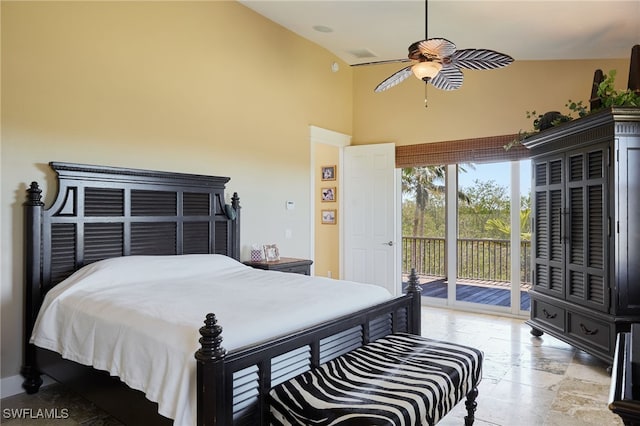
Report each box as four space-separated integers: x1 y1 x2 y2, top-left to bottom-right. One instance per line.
230 192 241 261
405 268 422 336
21 182 44 394
195 313 227 426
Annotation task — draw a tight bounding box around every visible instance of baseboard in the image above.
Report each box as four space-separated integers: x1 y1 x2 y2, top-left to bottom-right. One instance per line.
1 374 54 399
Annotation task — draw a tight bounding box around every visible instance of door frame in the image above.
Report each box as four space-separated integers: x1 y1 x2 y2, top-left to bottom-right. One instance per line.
309 125 351 278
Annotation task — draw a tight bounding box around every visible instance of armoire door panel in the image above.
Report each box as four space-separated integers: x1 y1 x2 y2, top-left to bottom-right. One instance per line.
566 145 608 312
616 137 640 313
532 156 565 298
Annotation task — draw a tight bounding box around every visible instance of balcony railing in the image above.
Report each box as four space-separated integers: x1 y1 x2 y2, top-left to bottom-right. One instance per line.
402 236 531 286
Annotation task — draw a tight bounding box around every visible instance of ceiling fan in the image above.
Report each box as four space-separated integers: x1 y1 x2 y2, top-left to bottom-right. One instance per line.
372 0 514 94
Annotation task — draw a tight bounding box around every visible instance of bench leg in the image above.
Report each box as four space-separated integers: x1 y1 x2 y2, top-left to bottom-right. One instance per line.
464 387 479 426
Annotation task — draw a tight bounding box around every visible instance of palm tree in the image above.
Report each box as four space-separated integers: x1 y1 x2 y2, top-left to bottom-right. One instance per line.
402 166 442 236
484 195 532 240
402 166 471 236
484 208 531 241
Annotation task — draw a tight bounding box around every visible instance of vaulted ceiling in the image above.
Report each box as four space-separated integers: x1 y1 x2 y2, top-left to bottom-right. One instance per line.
239 1 640 66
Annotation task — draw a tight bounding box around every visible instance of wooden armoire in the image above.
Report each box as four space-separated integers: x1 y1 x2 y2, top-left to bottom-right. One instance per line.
523 107 640 364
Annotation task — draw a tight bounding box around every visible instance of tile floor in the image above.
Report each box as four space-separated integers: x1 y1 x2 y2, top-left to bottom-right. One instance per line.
421 307 621 426
1 307 623 425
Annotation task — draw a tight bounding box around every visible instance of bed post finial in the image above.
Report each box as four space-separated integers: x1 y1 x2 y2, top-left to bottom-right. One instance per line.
230 192 241 261
195 313 227 426
405 268 422 335
231 192 240 210
26 182 44 206
196 313 226 361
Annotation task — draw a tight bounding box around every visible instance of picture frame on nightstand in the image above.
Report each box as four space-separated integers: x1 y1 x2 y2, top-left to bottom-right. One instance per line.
263 244 280 261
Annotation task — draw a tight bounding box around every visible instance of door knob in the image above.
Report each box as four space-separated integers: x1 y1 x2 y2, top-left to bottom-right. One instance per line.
383 241 394 246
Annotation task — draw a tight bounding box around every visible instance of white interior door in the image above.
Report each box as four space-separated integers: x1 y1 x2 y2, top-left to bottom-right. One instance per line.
343 143 397 295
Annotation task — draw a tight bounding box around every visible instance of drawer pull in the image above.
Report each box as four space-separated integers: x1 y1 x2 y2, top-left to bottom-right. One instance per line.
542 309 557 319
579 323 599 335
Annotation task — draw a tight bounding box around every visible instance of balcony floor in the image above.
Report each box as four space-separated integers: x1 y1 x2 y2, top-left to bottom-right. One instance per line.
403 275 531 311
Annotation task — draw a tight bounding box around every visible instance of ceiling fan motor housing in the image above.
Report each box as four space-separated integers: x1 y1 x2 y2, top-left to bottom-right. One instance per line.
408 40 443 62
408 41 423 60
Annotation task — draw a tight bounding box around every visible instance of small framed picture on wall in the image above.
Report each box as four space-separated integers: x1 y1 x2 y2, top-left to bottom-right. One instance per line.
321 165 336 181
321 209 336 224
321 187 336 202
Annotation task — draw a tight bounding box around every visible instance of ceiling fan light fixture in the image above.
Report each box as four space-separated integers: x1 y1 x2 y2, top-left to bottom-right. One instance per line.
373 0 513 94
412 61 442 81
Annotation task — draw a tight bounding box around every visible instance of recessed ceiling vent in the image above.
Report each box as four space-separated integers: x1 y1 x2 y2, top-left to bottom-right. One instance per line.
312 25 333 33
348 48 378 59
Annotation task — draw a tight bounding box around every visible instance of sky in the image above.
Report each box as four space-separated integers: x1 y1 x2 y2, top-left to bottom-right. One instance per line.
458 160 532 196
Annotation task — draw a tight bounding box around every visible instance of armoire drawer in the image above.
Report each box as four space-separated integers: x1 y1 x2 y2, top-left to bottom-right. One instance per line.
567 311 612 353
531 299 565 332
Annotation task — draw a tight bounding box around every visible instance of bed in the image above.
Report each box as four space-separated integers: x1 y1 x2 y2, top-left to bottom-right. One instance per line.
21 162 423 426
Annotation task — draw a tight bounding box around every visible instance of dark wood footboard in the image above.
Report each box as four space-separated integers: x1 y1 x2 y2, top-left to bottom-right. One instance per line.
197 271 422 425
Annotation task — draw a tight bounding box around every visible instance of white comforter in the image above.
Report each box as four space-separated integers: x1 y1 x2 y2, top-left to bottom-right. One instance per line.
30 254 392 426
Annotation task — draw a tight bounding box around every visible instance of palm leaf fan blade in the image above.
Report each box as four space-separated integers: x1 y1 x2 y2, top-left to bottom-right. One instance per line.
452 49 514 70
430 65 463 91
374 66 413 93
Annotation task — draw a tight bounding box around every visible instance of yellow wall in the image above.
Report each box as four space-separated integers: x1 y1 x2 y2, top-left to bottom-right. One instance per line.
353 58 631 145
0 1 352 383
314 144 340 278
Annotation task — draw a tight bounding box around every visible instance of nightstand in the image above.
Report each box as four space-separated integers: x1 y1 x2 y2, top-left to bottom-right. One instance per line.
244 257 313 275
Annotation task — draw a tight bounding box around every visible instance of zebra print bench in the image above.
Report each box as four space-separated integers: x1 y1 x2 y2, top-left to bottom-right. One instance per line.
269 333 483 426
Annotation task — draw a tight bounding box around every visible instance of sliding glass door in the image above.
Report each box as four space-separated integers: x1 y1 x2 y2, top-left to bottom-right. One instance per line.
402 159 531 316
401 166 447 300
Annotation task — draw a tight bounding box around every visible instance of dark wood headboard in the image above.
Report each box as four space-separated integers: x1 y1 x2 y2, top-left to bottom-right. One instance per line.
23 162 240 350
